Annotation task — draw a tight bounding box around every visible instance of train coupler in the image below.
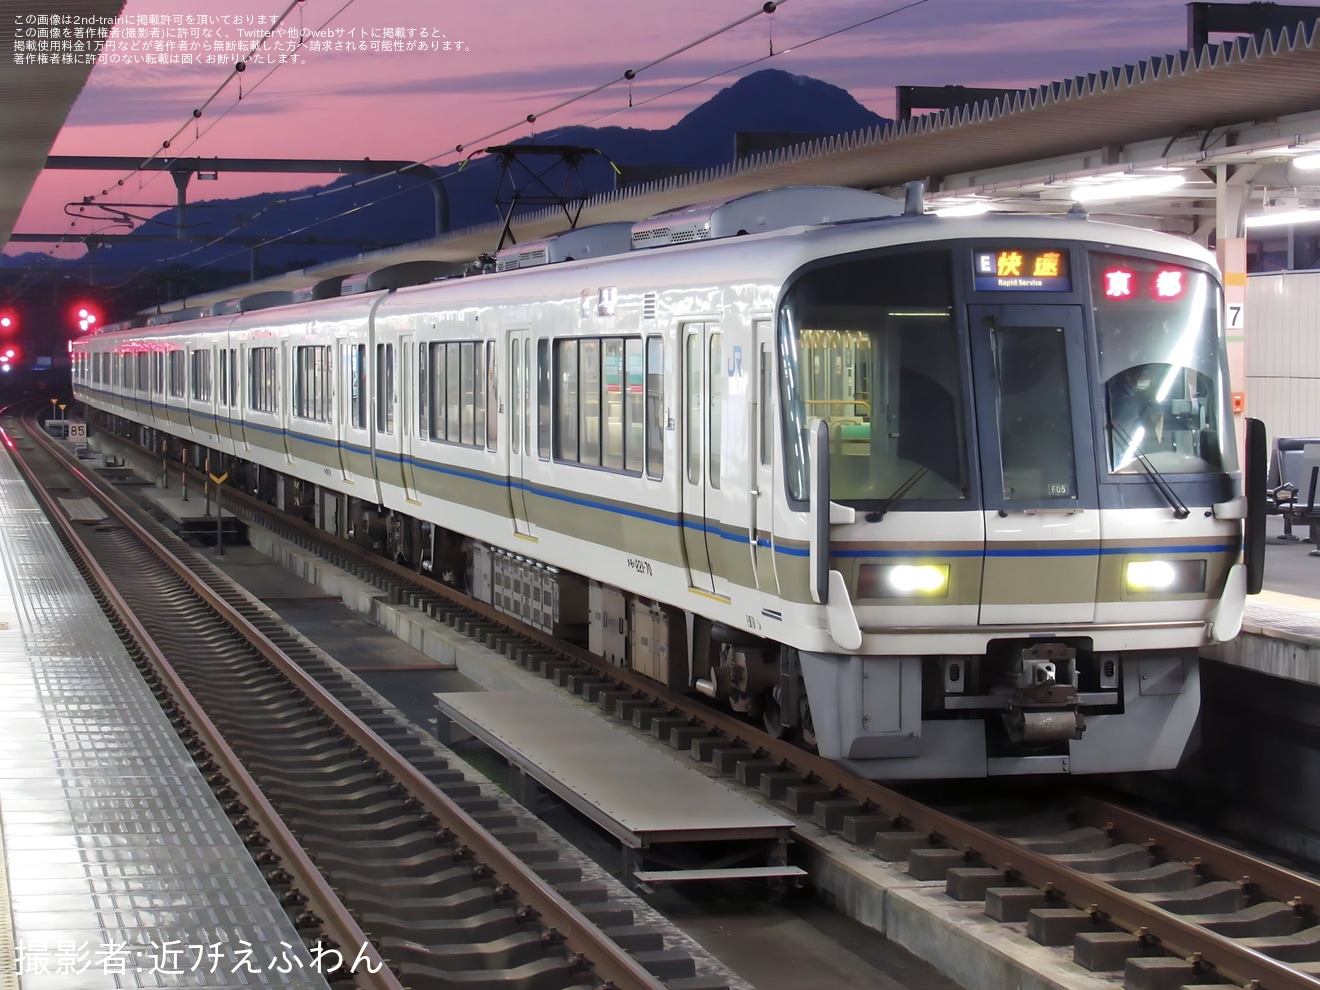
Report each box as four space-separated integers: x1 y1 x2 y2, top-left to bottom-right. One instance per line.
1004 643 1085 743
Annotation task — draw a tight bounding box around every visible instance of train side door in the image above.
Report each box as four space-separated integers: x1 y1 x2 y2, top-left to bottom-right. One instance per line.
370 339 396 506
334 337 357 483
237 343 254 455
680 322 732 598
280 340 295 465
215 344 231 445
969 304 1100 624
507 329 535 538
398 334 421 503
751 319 779 595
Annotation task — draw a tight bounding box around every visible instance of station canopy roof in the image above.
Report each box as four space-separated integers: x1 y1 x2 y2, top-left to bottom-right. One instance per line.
5 4 1320 311
168 17 1320 310
0 0 127 247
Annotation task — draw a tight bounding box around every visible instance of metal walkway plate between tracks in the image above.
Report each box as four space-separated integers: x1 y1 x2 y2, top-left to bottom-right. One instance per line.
435 691 803 885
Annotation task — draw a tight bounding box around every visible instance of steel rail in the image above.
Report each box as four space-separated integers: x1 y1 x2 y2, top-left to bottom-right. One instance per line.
29 416 668 990
7 414 404 990
1072 794 1320 912
101 428 1320 989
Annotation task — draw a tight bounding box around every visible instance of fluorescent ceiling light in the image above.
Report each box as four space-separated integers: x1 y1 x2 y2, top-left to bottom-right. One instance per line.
1293 153 1320 170
1070 174 1185 203
932 201 991 217
1245 208 1320 228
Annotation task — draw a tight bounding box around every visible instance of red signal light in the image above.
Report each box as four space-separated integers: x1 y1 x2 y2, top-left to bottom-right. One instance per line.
0 309 15 331
70 302 102 333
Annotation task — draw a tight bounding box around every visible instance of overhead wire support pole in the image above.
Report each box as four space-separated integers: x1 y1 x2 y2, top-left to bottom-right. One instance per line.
464 144 620 253
45 156 451 239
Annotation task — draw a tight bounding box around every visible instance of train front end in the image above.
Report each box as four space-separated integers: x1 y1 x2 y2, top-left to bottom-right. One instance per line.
773 223 1248 778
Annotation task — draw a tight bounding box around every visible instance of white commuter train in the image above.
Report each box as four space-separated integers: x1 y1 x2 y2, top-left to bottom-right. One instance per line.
72 186 1265 779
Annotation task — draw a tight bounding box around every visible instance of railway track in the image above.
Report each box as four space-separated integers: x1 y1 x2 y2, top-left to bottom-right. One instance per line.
69 417 1320 990
6 405 696 990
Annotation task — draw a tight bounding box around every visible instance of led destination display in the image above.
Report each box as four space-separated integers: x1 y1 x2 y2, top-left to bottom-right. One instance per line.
973 249 1072 291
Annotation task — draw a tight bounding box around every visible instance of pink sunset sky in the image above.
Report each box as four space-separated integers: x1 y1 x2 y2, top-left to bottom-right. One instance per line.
11 0 1230 257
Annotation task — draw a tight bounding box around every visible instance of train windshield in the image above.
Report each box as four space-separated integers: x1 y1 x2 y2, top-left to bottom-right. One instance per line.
1092 252 1234 474
779 249 968 505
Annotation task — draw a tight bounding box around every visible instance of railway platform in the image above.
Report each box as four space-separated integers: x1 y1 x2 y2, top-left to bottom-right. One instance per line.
1203 516 1320 682
0 442 331 990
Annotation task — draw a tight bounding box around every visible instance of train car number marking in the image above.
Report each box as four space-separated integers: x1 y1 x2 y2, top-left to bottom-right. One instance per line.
626 557 653 577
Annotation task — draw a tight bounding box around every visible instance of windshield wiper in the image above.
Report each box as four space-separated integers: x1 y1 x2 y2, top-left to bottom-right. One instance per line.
866 465 930 523
1111 423 1190 519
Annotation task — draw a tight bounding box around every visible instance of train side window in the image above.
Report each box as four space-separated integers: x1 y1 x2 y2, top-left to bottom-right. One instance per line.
418 344 428 439
579 338 601 467
376 342 394 434
760 343 772 466
511 338 521 455
427 343 445 438
624 338 643 473
250 346 278 413
475 341 489 449
136 353 148 392
460 341 476 446
555 339 579 462
487 342 499 451
293 345 332 422
537 339 551 459
349 344 366 428
169 351 185 398
445 342 461 443
686 332 701 484
708 332 722 490
191 349 211 402
646 335 663 479
602 338 625 470
604 340 623 469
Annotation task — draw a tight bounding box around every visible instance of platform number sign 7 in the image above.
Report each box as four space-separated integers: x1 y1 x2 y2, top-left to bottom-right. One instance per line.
1227 304 1244 331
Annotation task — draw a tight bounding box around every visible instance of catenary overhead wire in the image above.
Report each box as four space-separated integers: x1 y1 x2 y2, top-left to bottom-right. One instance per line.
8 0 332 299
86 0 794 292
84 0 934 297
173 0 933 280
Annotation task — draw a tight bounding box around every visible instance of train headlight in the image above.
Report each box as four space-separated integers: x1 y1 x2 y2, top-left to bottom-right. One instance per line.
1126 560 1175 590
858 563 949 598
1124 559 1207 594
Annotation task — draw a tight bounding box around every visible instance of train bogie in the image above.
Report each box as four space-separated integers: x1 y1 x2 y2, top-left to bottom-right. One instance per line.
72 186 1264 779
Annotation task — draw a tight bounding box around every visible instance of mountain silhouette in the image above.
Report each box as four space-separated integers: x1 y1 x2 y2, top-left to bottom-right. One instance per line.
5 69 891 302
